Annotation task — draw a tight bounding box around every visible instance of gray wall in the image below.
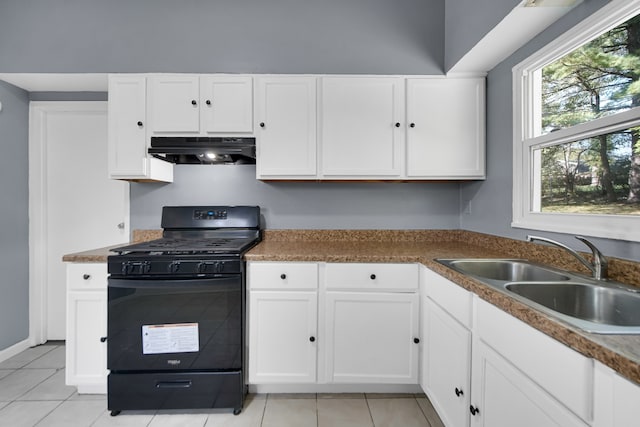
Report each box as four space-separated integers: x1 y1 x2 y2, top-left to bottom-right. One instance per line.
460 0 640 262
0 81 30 350
0 0 444 75
444 0 521 72
29 92 107 102
131 166 462 230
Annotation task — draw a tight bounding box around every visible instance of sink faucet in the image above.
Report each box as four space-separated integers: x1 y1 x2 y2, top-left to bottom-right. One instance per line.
526 235 608 280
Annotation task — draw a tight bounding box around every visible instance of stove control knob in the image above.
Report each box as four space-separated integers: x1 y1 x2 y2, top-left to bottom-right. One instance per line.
197 262 210 274
168 261 181 273
215 262 225 273
142 261 151 274
121 262 132 275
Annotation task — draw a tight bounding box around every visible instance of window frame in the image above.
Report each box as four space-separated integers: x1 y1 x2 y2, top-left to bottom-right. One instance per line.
512 0 640 242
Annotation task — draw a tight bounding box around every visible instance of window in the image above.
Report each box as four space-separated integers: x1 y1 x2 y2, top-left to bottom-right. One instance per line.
513 0 640 241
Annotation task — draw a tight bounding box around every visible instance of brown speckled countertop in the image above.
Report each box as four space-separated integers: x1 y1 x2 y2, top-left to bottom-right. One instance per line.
62 230 163 262
63 228 640 385
246 229 640 385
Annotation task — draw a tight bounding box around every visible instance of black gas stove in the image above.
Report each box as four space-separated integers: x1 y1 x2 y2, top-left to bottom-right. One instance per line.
106 206 261 416
109 206 261 278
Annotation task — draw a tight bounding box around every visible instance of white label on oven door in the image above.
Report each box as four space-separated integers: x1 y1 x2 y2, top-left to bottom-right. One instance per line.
142 323 199 354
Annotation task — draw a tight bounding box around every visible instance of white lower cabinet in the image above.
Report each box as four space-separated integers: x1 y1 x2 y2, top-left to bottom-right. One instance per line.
423 299 471 427
421 267 592 427
247 261 639 427
593 361 640 427
65 263 108 394
247 261 419 386
248 262 319 384
325 291 419 383
470 340 588 427
249 291 317 383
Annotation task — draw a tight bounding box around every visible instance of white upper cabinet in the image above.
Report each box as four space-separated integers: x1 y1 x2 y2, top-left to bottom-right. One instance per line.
107 75 173 182
201 76 253 133
148 75 253 135
256 77 317 178
108 73 485 182
406 77 485 179
320 77 404 178
148 75 200 133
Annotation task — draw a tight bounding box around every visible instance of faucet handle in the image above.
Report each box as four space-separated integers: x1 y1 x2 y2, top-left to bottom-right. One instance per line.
575 236 608 279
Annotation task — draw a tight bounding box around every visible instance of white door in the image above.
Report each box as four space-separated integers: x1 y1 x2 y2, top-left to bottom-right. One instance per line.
423 298 471 427
470 340 588 427
30 102 129 342
200 76 253 133
406 78 485 179
107 75 148 178
321 77 404 177
148 75 200 133
248 291 318 383
324 291 419 383
256 76 317 178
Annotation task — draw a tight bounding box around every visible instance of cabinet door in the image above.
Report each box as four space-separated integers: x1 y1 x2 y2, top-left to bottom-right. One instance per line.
423 298 471 427
594 361 640 427
321 77 404 177
66 290 107 393
249 291 317 383
256 77 317 177
470 340 588 427
148 75 200 133
108 75 148 178
406 78 485 179
325 292 419 383
200 76 253 133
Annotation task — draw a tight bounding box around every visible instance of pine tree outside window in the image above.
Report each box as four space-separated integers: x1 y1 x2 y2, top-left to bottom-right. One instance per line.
513 0 640 241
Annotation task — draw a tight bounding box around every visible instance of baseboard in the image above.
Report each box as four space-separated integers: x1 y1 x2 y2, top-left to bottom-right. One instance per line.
248 383 423 394
0 338 31 364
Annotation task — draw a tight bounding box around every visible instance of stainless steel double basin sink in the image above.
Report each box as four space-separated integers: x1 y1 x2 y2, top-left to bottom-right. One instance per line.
437 259 640 334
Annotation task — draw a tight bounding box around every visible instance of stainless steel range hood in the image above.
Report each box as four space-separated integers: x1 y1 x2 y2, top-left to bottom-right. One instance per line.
149 137 256 165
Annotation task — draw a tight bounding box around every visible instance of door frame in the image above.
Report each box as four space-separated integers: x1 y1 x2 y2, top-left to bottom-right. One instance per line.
28 101 128 345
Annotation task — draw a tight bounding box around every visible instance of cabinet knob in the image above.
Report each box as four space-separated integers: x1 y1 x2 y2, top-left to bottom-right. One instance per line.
280 274 287 280
309 336 316 342
395 122 401 128
83 274 91 280
191 100 197 106
206 99 212 106
137 121 143 127
455 387 464 397
370 274 376 280
413 337 420 344
409 123 416 128
470 405 480 416
259 122 265 128
100 336 107 343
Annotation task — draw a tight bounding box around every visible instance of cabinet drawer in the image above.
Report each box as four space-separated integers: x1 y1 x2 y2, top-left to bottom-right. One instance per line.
423 267 472 328
325 263 418 291
67 263 108 291
249 262 318 290
476 298 593 422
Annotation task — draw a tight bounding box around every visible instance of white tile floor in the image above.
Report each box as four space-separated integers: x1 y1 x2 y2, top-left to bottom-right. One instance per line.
0 343 445 427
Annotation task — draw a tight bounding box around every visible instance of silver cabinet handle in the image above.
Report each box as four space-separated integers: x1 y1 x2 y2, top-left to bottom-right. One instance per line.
117 222 125 230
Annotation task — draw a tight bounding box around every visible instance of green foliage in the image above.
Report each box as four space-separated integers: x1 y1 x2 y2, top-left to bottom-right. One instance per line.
539 14 640 212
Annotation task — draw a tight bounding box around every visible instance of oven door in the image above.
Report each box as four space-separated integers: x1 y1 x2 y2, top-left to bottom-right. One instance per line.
107 276 243 372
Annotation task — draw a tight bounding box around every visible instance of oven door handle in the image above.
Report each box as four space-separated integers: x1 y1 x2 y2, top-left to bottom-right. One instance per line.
155 380 192 389
108 277 240 289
